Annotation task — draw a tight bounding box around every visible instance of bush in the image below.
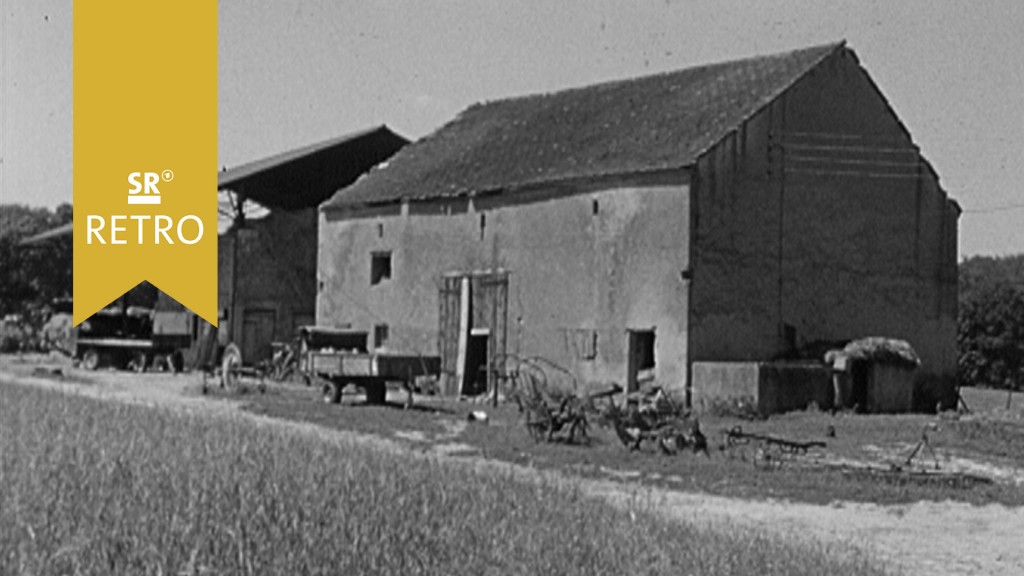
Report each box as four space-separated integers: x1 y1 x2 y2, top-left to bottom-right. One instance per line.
959 255 1024 390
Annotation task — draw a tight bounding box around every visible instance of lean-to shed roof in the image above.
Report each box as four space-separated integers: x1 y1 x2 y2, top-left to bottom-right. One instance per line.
220 125 408 211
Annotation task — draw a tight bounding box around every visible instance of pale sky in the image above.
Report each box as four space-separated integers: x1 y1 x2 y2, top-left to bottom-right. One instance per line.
3 1 1022 257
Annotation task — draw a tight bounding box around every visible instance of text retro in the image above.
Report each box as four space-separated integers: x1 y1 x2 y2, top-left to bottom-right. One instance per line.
85 170 204 245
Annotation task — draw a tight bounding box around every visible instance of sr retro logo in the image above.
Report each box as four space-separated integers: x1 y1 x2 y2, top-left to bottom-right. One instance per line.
85 170 205 245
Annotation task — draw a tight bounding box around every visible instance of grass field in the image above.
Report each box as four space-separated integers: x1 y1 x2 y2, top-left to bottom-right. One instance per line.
0 382 888 576
240 384 1024 507
960 385 1024 416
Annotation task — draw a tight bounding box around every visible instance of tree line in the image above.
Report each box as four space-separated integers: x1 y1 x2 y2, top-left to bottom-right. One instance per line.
0 204 73 319
958 254 1024 390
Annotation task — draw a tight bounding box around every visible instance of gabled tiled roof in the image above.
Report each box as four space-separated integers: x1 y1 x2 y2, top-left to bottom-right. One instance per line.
324 42 844 210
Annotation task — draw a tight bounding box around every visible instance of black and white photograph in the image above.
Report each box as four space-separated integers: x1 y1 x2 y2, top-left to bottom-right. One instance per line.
2 1 1023 574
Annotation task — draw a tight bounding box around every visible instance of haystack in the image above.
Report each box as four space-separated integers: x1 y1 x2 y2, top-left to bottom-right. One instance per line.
825 337 920 413
824 337 920 368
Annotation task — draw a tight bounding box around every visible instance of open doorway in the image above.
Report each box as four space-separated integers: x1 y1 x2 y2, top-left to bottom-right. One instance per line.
626 329 656 394
464 331 489 395
850 359 869 412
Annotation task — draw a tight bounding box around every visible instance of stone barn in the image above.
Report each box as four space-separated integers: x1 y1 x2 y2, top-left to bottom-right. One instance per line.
316 42 959 402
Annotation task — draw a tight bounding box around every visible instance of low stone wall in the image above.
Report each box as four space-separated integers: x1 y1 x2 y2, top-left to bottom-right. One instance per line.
760 363 833 414
692 361 832 416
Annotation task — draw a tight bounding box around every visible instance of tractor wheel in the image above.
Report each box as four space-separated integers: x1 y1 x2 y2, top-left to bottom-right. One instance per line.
323 380 343 404
81 348 100 371
221 343 243 391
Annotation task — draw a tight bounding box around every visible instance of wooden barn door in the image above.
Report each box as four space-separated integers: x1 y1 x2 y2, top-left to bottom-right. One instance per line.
438 276 464 396
241 309 275 364
438 271 508 397
473 273 508 399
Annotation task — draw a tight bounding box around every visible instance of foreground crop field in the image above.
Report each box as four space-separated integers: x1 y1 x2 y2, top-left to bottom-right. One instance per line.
0 382 886 576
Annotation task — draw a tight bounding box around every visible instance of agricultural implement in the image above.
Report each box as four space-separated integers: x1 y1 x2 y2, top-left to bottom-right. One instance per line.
723 425 827 455
298 326 440 407
503 355 610 444
521 394 591 443
213 342 268 393
603 389 708 455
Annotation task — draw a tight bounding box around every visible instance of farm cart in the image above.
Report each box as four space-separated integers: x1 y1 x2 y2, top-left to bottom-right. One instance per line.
214 342 268 393
298 326 440 407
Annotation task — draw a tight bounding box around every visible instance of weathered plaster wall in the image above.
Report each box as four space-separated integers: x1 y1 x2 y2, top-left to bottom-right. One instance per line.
690 48 958 379
691 362 760 411
219 207 319 359
318 172 691 395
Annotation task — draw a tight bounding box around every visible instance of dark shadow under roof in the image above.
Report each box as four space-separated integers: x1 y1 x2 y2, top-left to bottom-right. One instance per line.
219 125 408 211
323 42 844 210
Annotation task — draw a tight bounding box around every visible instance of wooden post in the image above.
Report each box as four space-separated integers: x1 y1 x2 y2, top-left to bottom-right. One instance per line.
453 276 470 396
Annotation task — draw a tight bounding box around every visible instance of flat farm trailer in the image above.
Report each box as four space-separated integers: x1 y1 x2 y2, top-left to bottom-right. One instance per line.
72 307 190 372
298 327 440 406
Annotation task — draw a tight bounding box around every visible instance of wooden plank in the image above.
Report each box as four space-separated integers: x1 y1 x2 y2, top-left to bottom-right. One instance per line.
454 277 471 395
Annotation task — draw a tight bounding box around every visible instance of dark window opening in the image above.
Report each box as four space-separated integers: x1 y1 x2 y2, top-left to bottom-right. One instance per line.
626 329 656 394
374 323 389 348
377 223 384 238
479 213 486 241
635 331 655 370
782 323 797 355
592 199 600 215
371 252 391 285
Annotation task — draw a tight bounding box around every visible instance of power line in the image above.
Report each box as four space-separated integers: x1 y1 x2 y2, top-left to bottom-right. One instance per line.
962 203 1024 214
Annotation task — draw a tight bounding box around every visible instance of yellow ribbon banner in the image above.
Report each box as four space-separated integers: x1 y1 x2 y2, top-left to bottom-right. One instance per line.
74 1 217 326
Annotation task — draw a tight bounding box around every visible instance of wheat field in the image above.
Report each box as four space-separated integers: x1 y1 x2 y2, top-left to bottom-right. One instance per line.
0 382 887 575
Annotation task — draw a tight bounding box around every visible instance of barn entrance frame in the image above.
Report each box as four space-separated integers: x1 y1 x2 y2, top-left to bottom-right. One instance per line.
438 270 509 399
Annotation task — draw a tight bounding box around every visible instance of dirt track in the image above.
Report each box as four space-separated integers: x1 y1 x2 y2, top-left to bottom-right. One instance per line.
3 361 1022 576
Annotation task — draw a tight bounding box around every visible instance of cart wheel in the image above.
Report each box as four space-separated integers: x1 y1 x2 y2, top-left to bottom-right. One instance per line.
166 351 183 374
129 351 148 373
323 380 343 404
81 348 100 371
221 343 242 391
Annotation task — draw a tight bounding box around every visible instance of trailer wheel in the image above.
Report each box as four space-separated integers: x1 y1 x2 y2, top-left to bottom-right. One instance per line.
323 380 343 404
129 351 148 373
81 348 100 371
165 351 183 374
221 343 242 391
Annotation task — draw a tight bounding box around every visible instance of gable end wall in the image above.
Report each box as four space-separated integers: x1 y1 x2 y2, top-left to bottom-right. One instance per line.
689 47 958 379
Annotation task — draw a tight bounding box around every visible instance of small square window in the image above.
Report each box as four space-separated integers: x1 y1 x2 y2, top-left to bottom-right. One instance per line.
371 252 391 285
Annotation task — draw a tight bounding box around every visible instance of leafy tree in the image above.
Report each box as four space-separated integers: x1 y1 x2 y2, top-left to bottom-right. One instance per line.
958 254 1024 390
0 204 73 319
